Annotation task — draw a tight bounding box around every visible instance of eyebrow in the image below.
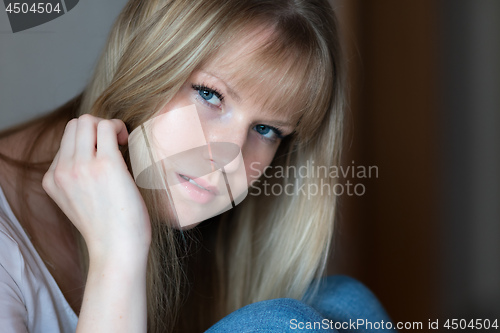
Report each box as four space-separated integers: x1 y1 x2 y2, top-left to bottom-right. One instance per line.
267 119 296 129
203 71 242 102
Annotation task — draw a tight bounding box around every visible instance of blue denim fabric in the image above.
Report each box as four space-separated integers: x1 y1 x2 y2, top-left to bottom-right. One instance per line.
205 298 335 333
307 275 397 333
205 275 397 333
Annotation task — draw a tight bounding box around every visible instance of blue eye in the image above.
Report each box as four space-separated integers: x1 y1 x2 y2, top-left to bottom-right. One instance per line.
254 124 284 141
199 89 215 100
192 84 223 107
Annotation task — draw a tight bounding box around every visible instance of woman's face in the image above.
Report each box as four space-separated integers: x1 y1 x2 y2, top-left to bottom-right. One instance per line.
165 35 295 180
134 29 297 228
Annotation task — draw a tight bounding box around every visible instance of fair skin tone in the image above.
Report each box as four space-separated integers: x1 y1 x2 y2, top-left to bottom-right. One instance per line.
0 28 297 332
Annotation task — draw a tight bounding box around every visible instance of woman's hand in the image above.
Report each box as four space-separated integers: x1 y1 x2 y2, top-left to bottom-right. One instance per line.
42 114 151 262
43 114 150 332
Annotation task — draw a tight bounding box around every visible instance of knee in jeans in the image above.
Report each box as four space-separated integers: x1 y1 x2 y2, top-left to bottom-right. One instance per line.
319 275 378 303
206 298 330 332
310 275 393 326
253 298 325 322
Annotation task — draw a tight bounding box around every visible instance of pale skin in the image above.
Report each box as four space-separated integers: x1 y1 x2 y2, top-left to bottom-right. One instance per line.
0 28 297 331
42 117 151 332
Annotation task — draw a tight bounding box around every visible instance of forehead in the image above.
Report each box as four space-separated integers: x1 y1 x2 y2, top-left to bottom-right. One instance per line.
197 26 312 126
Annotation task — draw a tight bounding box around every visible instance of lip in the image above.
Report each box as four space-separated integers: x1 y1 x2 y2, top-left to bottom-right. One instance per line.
175 172 219 204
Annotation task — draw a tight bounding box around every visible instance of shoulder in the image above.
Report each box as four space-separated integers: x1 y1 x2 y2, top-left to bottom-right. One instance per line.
0 217 26 288
0 192 78 332
0 213 23 254
0 215 27 311
0 218 30 331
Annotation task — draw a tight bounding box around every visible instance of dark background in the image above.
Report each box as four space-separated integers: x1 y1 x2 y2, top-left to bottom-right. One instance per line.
329 0 500 329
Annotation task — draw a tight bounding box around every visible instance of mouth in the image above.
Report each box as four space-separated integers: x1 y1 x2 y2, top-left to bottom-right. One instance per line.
179 174 210 191
176 173 219 195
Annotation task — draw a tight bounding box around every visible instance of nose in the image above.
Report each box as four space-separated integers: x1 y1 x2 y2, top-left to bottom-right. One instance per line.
203 121 248 174
205 122 247 150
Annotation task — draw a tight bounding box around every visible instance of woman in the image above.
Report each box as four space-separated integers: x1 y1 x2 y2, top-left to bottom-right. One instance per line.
0 0 394 332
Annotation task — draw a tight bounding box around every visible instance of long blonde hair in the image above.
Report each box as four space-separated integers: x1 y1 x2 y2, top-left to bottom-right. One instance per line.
1 0 344 332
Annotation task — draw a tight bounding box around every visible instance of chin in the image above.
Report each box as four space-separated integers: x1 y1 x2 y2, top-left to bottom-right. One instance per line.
178 221 201 230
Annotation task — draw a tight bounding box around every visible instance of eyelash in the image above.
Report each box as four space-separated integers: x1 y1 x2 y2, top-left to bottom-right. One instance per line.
191 83 286 143
255 125 285 143
192 84 224 106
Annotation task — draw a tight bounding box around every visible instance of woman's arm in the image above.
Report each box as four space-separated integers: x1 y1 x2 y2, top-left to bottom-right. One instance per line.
42 115 151 332
77 248 148 332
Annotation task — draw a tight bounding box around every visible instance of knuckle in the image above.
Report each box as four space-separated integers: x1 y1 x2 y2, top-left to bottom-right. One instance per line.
53 164 76 186
78 113 96 124
113 118 125 126
65 118 78 130
41 172 52 191
98 119 113 129
52 167 66 186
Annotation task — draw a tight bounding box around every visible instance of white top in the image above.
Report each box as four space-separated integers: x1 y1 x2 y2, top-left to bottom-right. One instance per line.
0 185 78 332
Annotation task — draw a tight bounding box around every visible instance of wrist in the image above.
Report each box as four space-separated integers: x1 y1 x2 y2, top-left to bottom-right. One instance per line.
87 241 150 272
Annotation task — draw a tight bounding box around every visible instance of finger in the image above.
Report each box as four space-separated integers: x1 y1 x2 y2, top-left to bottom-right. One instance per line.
59 119 78 159
75 114 100 160
112 119 129 146
96 119 129 158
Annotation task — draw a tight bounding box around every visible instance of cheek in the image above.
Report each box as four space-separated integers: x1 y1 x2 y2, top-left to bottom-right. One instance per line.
244 149 277 186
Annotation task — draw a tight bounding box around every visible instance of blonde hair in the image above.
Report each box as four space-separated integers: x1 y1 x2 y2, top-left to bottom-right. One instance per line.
1 0 344 332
